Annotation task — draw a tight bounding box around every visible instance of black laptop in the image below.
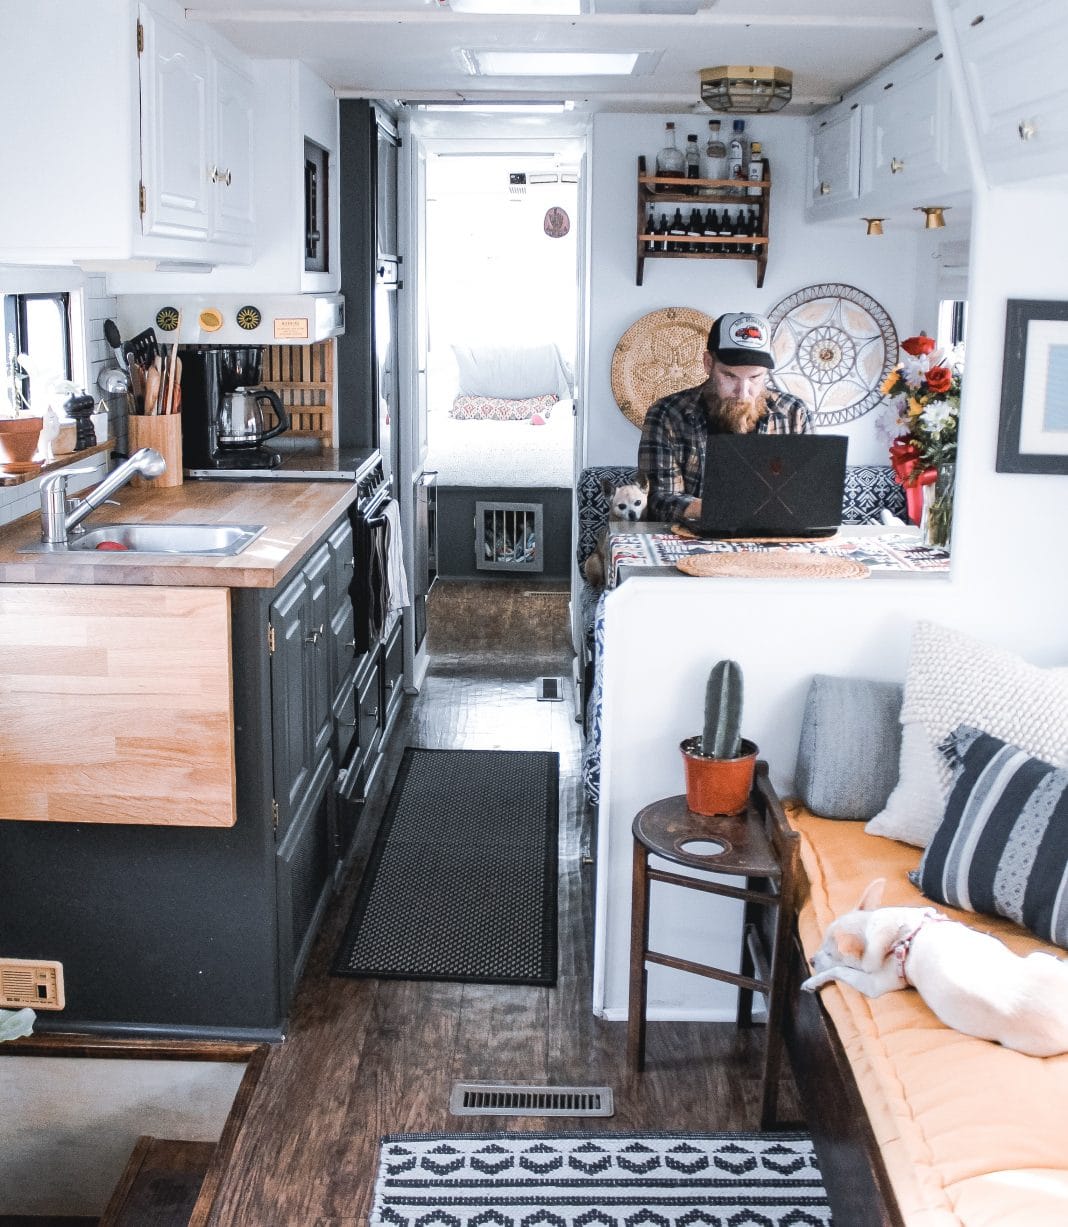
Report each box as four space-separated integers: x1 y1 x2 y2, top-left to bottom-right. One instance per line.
693 433 848 539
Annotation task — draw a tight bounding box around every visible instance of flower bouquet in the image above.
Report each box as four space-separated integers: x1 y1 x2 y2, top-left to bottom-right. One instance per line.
882 333 962 546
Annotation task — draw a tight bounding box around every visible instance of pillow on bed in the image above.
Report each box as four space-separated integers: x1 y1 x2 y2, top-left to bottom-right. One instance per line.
452 343 572 399
911 724 1068 948
865 621 1068 848
794 675 903 820
448 393 558 421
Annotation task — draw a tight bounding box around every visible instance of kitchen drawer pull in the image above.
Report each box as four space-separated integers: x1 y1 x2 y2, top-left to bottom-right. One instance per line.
890 157 905 174
339 717 358 729
346 639 357 650
346 557 355 570
1018 120 1036 142
305 623 325 645
367 706 379 719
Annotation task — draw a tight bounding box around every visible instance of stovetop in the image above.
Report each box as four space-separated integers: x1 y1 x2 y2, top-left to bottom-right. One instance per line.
186 442 381 484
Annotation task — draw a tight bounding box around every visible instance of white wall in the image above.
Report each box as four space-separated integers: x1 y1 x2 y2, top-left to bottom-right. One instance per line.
583 113 942 468
592 166 1068 1023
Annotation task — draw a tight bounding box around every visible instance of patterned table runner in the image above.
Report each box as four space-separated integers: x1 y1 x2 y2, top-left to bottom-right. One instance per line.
608 531 949 588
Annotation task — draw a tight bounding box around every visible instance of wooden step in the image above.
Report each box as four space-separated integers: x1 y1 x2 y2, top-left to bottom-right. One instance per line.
99 1137 216 1227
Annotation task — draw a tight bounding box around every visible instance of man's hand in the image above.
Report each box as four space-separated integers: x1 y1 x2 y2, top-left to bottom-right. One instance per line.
683 499 703 520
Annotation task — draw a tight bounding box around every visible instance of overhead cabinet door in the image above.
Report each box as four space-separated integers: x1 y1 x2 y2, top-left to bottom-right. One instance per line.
212 53 256 244
138 6 212 240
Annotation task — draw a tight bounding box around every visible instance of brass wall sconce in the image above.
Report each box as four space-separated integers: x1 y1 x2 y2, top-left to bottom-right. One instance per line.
915 206 949 229
862 217 885 236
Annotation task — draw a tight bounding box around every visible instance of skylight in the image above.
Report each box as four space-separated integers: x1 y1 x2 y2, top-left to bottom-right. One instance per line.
463 50 644 77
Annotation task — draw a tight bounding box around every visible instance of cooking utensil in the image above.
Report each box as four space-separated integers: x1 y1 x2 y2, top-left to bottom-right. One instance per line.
144 360 161 415
126 328 159 370
103 319 127 371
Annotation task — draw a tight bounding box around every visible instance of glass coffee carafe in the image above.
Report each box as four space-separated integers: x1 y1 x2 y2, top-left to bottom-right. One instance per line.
216 386 290 450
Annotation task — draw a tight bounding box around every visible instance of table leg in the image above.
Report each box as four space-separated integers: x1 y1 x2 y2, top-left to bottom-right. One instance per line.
736 880 758 1029
627 838 651 1071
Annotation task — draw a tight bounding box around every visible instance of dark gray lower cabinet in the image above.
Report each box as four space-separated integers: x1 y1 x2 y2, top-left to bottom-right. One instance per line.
2 512 405 1042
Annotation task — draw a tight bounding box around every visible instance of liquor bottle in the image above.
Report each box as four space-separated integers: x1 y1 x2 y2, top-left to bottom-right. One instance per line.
644 207 656 246
718 207 734 248
688 207 705 249
728 119 747 194
655 122 685 186
705 119 728 184
655 212 669 252
684 134 702 192
736 209 751 254
747 141 764 197
705 208 720 252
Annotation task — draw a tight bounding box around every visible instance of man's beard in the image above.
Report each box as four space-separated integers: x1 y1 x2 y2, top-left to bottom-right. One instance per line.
705 387 770 433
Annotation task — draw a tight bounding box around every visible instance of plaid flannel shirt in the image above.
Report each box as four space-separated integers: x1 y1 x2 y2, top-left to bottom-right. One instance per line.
637 382 812 522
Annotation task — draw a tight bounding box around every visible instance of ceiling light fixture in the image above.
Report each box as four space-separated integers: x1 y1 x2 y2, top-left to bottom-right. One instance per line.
699 65 793 114
463 49 645 77
862 217 886 236
915 206 949 229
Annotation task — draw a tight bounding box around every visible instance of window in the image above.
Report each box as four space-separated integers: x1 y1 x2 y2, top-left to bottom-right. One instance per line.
937 297 967 352
3 292 72 415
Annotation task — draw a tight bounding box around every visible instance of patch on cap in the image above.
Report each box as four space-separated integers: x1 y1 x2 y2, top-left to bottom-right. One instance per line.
710 312 775 369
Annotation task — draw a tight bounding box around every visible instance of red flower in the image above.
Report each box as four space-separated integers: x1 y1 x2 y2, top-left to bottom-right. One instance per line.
925 366 953 394
901 334 936 357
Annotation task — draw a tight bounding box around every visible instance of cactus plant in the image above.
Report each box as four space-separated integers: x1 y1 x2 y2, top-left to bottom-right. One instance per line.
701 659 743 759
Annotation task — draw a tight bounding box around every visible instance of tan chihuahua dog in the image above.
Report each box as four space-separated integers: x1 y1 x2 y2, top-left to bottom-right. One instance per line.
582 474 649 589
801 878 1068 1057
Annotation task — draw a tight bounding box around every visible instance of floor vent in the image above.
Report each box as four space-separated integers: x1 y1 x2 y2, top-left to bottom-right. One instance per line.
536 676 564 702
449 1082 615 1118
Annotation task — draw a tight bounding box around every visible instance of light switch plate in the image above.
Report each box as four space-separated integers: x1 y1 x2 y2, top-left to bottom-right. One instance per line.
0 959 65 1010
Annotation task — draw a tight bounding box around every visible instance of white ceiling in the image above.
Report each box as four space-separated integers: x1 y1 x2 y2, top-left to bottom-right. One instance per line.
187 0 936 115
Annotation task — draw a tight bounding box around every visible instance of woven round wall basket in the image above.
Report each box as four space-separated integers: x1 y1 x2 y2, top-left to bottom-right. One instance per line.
610 306 714 429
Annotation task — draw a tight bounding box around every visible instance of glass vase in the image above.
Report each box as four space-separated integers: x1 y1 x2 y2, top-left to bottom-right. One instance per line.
922 463 955 550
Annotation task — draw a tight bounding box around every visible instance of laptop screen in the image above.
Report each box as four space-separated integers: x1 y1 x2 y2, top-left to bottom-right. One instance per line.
696 434 848 539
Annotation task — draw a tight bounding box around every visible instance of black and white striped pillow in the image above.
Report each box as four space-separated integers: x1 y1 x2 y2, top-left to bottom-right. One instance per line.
911 724 1068 948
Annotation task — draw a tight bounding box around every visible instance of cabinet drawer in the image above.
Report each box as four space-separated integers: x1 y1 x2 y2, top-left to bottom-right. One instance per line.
333 665 357 761
359 656 383 761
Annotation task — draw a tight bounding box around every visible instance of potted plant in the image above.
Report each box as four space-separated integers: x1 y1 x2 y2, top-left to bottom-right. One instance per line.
680 659 759 816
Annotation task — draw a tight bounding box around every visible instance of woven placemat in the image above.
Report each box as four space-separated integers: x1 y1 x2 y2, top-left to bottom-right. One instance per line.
610 306 713 429
677 552 870 579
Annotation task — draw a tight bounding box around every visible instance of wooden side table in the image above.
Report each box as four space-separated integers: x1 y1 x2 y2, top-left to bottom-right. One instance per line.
626 762 800 1129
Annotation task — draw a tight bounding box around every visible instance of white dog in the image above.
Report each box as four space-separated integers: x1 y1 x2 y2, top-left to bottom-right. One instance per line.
801 878 1068 1057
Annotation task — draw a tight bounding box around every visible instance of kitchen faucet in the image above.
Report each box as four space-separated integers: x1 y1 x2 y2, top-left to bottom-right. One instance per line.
39 448 167 545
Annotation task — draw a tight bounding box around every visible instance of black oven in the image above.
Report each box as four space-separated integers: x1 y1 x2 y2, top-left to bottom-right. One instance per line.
350 457 392 653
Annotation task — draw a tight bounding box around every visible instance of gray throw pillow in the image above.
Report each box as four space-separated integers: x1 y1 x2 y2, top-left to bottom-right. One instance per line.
795 675 904 820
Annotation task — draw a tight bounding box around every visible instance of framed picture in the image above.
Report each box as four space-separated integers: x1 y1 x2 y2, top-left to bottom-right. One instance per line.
997 299 1068 474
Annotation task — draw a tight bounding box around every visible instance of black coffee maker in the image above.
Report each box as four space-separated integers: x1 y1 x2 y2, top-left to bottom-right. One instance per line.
179 346 290 471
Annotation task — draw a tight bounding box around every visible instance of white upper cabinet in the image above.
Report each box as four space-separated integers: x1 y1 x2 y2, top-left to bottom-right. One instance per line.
0 0 254 267
949 0 1068 186
807 101 862 213
805 34 969 222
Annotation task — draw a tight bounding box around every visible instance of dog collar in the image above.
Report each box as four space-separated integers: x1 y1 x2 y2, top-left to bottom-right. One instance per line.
891 908 947 984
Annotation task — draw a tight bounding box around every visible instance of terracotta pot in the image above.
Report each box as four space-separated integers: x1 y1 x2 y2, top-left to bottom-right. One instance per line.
680 736 759 816
0 416 44 473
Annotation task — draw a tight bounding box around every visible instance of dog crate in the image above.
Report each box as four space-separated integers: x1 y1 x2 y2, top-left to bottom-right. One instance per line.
475 501 544 573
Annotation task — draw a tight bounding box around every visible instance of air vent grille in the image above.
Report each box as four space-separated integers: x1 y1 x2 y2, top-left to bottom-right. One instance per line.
450 1082 614 1117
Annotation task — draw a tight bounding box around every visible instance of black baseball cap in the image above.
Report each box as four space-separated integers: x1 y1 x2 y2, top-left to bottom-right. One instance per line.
708 312 775 370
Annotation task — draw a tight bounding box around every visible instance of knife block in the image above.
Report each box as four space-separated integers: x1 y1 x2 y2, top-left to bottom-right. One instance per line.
128 415 183 488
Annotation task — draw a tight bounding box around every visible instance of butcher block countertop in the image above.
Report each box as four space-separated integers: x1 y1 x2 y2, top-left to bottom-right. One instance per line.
0 479 358 588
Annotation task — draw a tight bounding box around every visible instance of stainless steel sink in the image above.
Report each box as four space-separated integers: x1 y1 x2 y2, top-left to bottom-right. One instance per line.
23 523 265 557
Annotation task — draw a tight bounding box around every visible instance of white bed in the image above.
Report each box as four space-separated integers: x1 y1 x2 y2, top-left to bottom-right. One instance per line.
426 400 574 487
425 341 575 487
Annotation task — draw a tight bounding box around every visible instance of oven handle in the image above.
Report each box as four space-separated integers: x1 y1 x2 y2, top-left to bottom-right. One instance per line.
364 511 390 531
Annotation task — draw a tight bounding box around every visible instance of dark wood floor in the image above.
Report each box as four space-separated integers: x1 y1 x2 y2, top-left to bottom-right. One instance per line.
208 579 797 1227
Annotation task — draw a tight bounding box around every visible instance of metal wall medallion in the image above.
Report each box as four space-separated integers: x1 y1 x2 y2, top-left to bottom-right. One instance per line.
155 306 180 332
543 207 570 238
236 305 262 331
766 283 898 426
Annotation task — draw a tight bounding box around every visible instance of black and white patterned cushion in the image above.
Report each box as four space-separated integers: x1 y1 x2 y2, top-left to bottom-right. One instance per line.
842 464 906 524
912 725 1068 948
576 465 642 564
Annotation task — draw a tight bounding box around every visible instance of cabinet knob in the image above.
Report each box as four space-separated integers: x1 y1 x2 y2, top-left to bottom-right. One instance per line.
1018 120 1037 142
819 180 832 196
346 557 355 570
305 623 324 645
211 165 233 186
346 639 357 650
890 157 905 174
369 706 379 718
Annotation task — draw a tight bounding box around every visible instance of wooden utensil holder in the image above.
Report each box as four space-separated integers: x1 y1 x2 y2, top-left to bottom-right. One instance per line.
128 414 183 488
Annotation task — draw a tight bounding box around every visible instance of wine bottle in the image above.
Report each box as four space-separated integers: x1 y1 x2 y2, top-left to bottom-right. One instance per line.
668 206 687 252
688 207 704 251
655 122 685 187
736 209 750 254
684 134 701 193
655 212 669 252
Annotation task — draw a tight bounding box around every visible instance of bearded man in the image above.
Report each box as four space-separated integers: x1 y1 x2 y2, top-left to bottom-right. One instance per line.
637 312 811 522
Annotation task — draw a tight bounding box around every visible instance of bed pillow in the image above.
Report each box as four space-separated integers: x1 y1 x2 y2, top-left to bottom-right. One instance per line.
865 621 1068 848
448 393 558 421
794 675 903 820
911 725 1068 948
452 343 573 399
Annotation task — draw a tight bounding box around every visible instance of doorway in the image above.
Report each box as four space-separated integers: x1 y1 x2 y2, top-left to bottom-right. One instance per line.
413 132 586 588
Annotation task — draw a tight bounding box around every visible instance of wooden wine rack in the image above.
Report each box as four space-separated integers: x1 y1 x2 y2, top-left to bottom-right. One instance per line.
636 155 771 288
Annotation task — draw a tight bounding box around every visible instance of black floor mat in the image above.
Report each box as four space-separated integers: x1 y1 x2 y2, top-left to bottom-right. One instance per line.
332 748 559 986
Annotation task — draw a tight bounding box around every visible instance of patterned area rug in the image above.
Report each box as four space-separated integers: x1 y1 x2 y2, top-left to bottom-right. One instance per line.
369 1132 833 1226
333 748 559 986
